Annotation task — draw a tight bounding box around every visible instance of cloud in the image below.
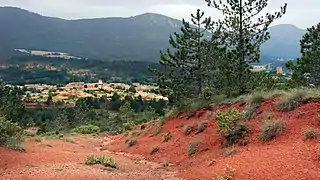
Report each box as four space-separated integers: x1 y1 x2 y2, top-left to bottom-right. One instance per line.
0 0 319 28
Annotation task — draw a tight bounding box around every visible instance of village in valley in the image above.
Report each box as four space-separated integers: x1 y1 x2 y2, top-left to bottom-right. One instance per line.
7 80 167 107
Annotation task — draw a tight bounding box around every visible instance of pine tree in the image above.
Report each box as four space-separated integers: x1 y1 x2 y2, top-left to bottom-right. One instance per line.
286 23 320 87
149 9 210 103
205 0 287 94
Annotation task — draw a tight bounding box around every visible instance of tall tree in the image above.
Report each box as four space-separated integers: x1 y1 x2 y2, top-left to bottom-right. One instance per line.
286 23 320 87
205 0 287 94
149 9 211 103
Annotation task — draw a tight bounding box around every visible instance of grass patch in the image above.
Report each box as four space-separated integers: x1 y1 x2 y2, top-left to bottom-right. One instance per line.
150 146 159 155
162 132 172 142
276 88 320 111
85 155 118 168
195 122 206 134
243 106 256 120
183 124 194 136
260 120 285 142
71 125 100 134
188 140 200 156
303 127 318 139
5 137 25 152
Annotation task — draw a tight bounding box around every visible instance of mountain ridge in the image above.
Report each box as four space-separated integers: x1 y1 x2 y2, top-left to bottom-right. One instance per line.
0 6 306 63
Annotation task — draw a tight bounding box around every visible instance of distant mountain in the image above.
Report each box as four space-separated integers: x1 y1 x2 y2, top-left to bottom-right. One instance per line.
0 7 306 63
261 24 305 61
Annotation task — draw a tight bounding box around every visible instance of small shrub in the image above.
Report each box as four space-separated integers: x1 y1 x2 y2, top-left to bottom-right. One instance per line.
72 125 100 134
0 116 23 150
85 155 118 168
215 109 249 145
162 132 172 142
183 124 194 136
127 139 137 147
150 146 159 155
188 141 200 156
303 128 318 139
243 106 256 120
248 94 264 107
260 120 285 142
195 122 206 134
224 145 237 157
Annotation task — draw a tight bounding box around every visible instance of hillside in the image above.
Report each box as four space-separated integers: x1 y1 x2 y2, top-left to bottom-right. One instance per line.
2 89 320 179
0 7 305 62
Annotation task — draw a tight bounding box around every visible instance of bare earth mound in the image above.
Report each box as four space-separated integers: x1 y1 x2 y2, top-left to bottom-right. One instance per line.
106 99 320 179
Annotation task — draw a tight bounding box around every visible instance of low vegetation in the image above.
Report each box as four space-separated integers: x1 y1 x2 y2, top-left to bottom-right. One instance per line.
195 122 206 134
85 155 118 168
260 120 285 142
276 88 320 111
303 127 318 139
0 116 24 151
150 146 159 155
162 132 172 142
183 124 194 136
215 109 249 145
188 140 200 156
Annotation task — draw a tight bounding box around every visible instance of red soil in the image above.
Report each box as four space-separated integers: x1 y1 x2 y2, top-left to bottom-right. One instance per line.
2 99 320 179
107 99 320 180
0 135 179 180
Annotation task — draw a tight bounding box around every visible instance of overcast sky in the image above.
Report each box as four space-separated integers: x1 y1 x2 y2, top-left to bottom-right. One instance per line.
0 0 318 29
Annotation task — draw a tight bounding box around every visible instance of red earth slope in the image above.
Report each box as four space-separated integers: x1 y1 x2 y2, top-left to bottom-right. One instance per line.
107 99 320 180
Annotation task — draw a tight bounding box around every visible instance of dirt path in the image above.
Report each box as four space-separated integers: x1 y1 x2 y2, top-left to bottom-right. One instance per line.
0 135 180 180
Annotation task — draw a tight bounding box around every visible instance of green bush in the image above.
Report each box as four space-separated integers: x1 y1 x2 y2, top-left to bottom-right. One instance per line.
0 116 23 149
85 155 118 168
260 120 285 142
195 122 206 134
215 109 249 145
72 125 100 134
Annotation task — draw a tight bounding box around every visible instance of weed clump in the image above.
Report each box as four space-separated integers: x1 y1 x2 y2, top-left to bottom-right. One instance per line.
150 146 159 155
162 132 172 142
72 125 100 134
215 109 249 145
183 124 194 136
85 155 118 168
303 127 318 139
195 122 206 134
260 120 285 142
188 140 200 156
